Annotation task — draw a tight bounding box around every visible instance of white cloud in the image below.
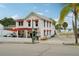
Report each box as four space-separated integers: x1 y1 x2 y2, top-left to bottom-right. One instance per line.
11 14 20 20
54 12 73 29
54 18 59 22
66 12 74 18
36 12 44 15
0 4 6 8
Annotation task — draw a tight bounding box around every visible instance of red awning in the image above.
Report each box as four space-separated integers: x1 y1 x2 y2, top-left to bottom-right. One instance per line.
9 28 32 31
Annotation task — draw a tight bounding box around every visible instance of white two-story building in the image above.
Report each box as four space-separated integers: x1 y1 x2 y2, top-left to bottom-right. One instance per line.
14 12 55 39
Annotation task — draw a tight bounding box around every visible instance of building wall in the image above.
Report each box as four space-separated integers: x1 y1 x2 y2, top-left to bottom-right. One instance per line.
39 19 55 38
16 14 55 38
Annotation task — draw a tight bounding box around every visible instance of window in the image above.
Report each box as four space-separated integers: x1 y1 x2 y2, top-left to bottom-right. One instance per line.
47 30 48 36
50 22 51 27
35 21 38 26
47 21 48 27
28 21 31 27
19 21 23 26
44 20 45 27
44 30 45 36
50 30 51 35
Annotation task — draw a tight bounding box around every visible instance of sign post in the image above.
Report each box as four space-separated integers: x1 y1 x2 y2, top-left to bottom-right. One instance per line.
32 20 35 44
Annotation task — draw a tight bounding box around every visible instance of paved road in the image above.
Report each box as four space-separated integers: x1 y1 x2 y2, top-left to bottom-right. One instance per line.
0 36 79 56
0 43 79 56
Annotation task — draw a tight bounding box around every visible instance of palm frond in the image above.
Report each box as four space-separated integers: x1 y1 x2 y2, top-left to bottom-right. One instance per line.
59 4 72 24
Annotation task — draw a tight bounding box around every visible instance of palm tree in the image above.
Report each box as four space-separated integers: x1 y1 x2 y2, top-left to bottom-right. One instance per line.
59 4 79 44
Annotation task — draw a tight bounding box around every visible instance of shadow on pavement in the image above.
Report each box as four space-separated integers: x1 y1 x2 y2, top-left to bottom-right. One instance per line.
63 43 79 46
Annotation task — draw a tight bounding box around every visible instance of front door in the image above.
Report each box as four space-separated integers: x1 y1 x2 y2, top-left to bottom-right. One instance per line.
18 30 26 38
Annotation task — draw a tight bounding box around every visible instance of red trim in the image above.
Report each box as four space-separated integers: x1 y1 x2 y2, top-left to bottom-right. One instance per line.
26 20 31 22
16 19 39 22
17 28 32 30
26 20 39 22
16 19 24 22
9 28 32 31
33 20 38 22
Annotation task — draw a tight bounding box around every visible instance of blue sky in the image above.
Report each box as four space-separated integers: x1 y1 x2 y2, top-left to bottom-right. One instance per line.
0 3 64 19
0 3 73 28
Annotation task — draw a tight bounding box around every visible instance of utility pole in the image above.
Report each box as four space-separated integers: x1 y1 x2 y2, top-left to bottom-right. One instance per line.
32 20 34 44
74 7 78 44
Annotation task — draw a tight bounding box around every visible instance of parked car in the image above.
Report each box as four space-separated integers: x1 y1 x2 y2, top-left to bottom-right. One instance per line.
3 34 11 37
11 33 17 37
3 33 17 37
3 35 7 37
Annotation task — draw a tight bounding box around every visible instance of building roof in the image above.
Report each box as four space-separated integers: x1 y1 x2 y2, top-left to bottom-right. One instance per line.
16 12 52 22
25 12 51 21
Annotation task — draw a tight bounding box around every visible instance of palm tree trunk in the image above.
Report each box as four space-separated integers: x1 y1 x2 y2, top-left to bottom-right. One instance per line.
74 7 78 44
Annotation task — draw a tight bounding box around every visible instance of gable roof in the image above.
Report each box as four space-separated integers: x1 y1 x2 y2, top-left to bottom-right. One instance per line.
24 12 51 21
16 12 52 22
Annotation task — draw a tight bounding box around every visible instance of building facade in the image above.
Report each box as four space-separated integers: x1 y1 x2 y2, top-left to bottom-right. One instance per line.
15 12 55 39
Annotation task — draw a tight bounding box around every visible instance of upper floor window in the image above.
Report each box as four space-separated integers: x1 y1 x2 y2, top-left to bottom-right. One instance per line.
19 21 23 26
35 21 38 26
44 20 45 27
47 21 48 27
28 21 31 27
50 22 51 27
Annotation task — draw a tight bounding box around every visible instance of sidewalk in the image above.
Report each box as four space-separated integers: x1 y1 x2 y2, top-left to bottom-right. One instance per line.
0 37 39 44
0 36 76 45
39 35 75 45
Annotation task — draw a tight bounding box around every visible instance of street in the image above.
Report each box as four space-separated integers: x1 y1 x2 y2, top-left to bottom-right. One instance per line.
0 36 79 56
0 43 79 56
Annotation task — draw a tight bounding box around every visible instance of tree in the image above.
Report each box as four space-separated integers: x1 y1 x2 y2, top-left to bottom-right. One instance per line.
62 22 68 31
55 24 61 32
0 17 16 27
59 3 79 44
